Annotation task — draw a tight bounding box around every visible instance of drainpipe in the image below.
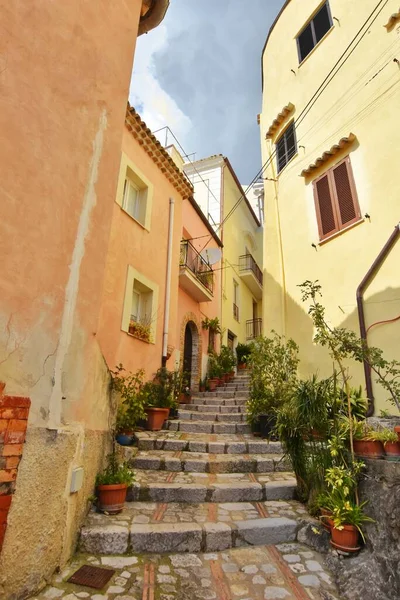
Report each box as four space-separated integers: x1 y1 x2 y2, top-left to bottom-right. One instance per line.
356 223 400 416
162 197 175 367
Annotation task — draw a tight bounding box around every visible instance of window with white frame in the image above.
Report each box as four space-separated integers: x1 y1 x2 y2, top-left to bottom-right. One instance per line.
122 266 159 344
122 174 146 225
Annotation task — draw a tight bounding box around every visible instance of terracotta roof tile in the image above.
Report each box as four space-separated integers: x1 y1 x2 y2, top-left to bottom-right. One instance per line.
266 103 295 140
300 133 356 177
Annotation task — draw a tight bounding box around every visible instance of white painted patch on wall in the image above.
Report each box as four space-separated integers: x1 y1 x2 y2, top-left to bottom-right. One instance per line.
47 109 108 429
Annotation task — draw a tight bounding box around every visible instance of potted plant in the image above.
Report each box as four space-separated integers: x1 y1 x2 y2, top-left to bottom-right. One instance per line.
208 352 222 390
236 343 251 370
128 320 152 343
394 425 400 441
199 378 206 392
96 450 135 514
219 345 236 382
377 428 400 460
352 420 385 459
143 368 177 431
330 500 373 552
112 365 147 446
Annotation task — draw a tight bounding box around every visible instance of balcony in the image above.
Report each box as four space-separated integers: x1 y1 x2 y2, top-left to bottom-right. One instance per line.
246 318 262 340
179 240 214 303
238 254 263 300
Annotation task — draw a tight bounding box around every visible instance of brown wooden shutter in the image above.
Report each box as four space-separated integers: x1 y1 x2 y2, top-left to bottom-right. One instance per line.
313 173 339 240
332 157 361 229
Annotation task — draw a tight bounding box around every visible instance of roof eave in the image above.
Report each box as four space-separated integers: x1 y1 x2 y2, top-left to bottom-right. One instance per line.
138 0 170 36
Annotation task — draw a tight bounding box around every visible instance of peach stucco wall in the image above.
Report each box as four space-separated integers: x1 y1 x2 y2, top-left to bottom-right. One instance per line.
97 126 184 380
0 2 144 597
178 199 222 380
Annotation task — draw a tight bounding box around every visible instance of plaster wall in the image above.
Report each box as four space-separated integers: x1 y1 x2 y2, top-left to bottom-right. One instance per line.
0 1 144 596
221 167 264 346
97 126 184 380
260 0 400 413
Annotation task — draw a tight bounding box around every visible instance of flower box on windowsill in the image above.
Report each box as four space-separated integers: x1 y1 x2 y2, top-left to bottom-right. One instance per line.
128 322 152 343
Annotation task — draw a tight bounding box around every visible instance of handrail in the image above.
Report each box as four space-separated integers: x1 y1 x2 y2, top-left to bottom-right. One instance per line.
246 318 263 340
180 240 214 294
239 254 263 286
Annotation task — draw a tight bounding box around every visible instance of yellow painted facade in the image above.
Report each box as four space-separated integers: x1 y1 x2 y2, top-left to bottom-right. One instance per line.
260 0 400 414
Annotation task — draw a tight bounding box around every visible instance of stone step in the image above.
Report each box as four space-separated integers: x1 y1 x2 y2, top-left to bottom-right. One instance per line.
134 431 283 454
164 420 251 434
80 500 305 554
194 391 249 399
178 410 245 423
128 470 296 503
191 398 247 406
132 450 290 473
180 403 246 413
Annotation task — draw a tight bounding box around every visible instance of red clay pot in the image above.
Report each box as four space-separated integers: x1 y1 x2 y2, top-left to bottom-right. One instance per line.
394 426 400 441
354 439 384 459
229 371 235 381
218 378 224 386
384 441 400 460
97 484 128 514
320 509 333 532
145 407 169 431
331 524 360 552
223 373 230 383
209 379 218 391
238 363 247 371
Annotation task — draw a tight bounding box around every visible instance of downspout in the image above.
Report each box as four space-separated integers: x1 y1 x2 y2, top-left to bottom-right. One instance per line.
162 197 175 367
356 223 400 416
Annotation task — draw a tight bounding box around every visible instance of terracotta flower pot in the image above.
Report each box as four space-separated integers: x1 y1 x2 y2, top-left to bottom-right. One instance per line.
331 524 360 552
229 371 235 381
384 441 400 461
320 509 333 532
238 363 247 371
394 426 400 441
218 378 224 386
145 407 169 431
97 484 128 514
209 379 218 391
353 439 384 459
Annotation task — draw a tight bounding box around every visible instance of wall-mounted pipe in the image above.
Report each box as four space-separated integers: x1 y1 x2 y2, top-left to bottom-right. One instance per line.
162 197 175 367
356 223 400 416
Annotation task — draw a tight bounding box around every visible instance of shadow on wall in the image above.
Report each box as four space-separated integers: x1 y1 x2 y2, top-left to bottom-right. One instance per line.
263 272 400 414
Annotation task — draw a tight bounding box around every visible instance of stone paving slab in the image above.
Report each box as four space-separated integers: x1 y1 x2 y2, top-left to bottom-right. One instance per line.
134 432 283 455
28 543 342 600
164 420 251 434
132 451 290 473
177 410 246 423
128 471 296 503
179 404 246 413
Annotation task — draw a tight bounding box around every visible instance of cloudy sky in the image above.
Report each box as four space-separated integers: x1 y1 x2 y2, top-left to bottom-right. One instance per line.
129 0 285 183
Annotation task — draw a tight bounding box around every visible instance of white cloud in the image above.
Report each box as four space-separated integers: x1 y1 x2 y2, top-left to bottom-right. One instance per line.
129 25 193 148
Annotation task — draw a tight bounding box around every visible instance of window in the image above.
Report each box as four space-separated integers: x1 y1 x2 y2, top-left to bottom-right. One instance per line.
117 154 154 230
276 122 297 173
122 266 159 343
233 280 239 321
297 2 333 63
122 176 146 225
313 156 361 242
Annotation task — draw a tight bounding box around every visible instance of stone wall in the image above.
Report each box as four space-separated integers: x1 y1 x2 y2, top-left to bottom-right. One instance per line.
327 459 400 600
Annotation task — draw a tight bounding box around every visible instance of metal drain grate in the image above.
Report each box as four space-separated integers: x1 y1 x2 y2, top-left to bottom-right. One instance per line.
68 565 115 589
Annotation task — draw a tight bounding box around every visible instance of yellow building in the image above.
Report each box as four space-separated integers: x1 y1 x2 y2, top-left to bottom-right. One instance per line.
184 156 264 349
260 0 400 414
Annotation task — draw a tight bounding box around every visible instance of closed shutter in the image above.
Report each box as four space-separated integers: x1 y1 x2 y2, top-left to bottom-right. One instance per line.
313 173 338 239
332 157 361 228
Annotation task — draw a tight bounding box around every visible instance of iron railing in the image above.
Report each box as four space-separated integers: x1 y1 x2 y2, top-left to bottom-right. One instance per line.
246 318 263 340
180 240 214 294
233 303 240 321
239 254 263 286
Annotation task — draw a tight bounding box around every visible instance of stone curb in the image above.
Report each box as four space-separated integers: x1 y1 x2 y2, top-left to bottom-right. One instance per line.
164 420 251 434
136 436 283 455
132 453 291 473
177 410 246 423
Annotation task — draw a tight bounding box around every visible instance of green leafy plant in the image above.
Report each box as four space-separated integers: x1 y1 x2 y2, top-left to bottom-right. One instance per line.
219 345 236 374
112 365 147 432
236 342 252 365
246 333 299 425
96 451 135 486
202 317 222 334
129 320 152 343
208 351 223 379
374 428 399 443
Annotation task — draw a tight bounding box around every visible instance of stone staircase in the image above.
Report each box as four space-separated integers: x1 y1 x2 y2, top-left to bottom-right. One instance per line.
80 372 309 556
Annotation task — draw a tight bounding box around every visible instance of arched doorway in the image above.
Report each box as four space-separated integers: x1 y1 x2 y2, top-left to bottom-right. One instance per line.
182 319 200 390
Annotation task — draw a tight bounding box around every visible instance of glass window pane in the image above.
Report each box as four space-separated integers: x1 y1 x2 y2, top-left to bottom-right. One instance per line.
286 125 297 160
131 289 140 321
277 136 287 172
298 22 314 61
314 4 331 43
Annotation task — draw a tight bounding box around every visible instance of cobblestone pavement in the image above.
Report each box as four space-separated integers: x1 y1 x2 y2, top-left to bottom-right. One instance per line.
28 542 342 600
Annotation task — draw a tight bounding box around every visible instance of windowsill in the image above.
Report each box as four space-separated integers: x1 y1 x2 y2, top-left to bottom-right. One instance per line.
124 330 155 345
298 25 335 68
119 205 148 231
277 151 299 177
319 218 364 246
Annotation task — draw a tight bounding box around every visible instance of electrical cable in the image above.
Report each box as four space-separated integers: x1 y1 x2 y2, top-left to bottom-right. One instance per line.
366 314 400 335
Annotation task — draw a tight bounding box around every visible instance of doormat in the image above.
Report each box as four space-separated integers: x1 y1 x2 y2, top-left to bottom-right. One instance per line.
68 565 116 589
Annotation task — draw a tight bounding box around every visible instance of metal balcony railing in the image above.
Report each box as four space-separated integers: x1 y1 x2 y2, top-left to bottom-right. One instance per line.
233 303 240 321
246 318 263 340
180 240 214 294
239 254 263 286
